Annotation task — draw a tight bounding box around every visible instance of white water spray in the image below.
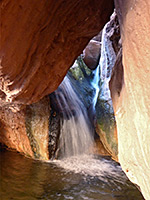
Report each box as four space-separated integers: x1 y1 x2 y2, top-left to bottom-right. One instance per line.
54 76 94 158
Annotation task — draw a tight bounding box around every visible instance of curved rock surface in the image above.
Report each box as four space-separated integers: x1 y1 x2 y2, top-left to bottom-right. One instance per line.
111 1 150 199
0 0 114 109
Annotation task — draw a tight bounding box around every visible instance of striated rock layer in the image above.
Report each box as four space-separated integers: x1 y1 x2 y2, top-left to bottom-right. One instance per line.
0 0 114 109
111 1 150 199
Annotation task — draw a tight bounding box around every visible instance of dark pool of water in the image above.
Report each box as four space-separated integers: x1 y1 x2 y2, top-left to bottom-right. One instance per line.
0 149 144 200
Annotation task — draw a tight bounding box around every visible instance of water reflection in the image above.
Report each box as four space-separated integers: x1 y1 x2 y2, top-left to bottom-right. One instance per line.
0 149 144 200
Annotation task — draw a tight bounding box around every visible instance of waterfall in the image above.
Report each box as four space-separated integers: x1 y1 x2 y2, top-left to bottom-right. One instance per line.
91 65 100 109
52 76 94 159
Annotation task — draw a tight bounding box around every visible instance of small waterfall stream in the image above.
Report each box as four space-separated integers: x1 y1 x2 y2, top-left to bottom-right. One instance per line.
52 76 94 159
91 65 100 109
47 13 143 199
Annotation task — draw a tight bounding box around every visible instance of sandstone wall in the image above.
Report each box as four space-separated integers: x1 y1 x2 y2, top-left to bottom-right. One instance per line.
110 1 150 199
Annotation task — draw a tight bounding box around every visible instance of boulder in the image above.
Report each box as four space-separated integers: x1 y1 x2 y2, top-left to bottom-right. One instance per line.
83 40 101 70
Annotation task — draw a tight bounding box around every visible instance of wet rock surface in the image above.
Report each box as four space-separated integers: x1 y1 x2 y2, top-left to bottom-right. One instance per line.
25 96 50 160
48 109 60 160
0 96 50 159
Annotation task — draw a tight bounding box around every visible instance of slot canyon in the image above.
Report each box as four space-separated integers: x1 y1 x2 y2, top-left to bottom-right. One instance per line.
0 0 150 199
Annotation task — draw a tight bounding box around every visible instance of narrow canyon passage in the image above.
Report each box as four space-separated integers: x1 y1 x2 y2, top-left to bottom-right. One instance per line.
0 0 150 199
0 22 144 199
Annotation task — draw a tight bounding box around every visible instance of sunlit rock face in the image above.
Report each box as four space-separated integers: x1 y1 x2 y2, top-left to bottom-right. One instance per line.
0 0 114 109
112 1 150 199
96 11 121 161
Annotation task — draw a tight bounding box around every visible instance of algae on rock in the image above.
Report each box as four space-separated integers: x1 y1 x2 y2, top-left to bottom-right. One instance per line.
25 96 50 160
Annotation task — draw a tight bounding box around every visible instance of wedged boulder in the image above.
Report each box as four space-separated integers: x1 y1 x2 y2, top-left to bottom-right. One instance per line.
0 0 114 109
83 39 101 70
112 1 150 199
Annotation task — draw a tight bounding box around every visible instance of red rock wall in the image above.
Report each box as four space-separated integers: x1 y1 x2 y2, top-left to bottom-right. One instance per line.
0 0 114 108
111 1 150 199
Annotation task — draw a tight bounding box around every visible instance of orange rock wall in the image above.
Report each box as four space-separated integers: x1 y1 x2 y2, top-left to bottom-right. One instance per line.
112 1 150 199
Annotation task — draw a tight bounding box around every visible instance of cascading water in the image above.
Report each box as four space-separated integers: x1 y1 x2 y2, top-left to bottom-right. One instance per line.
50 74 135 195
91 64 100 109
52 75 94 158
46 12 143 199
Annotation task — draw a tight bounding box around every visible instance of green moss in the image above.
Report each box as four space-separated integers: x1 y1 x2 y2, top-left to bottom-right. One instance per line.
96 98 118 156
69 56 93 82
25 108 41 159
